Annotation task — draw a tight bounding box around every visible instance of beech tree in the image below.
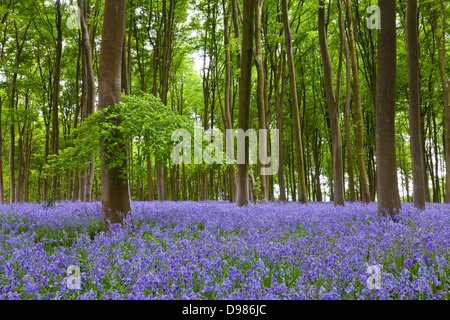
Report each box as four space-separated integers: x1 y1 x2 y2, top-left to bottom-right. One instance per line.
376 0 401 216
318 0 345 207
98 0 131 228
406 0 425 209
236 0 254 207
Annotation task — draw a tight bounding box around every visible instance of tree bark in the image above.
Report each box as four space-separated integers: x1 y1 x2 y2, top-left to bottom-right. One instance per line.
275 52 287 202
255 0 269 202
344 0 371 203
376 0 401 217
406 0 425 209
223 0 237 202
51 0 62 198
98 0 131 229
0 97 4 203
340 0 356 202
79 0 96 202
318 0 345 206
282 0 308 204
236 0 254 206
432 0 450 203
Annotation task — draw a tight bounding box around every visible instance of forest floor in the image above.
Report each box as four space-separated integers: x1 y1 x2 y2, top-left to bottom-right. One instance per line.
0 200 449 300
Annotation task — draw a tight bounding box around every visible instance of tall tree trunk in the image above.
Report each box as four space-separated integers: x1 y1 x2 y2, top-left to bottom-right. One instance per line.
222 0 237 202
155 0 173 201
282 0 308 204
275 52 287 202
79 0 97 202
51 0 62 198
236 0 254 206
340 0 356 202
318 0 345 207
255 0 269 202
0 97 4 203
432 0 450 203
344 0 371 203
406 0 425 209
98 0 131 229
376 0 401 217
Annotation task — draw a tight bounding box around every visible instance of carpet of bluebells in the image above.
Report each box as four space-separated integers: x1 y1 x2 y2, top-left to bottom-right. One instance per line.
0 200 449 300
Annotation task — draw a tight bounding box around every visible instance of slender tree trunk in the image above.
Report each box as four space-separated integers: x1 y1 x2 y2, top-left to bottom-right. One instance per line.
406 0 425 209
51 0 62 198
282 0 307 204
341 0 356 202
401 137 410 202
432 0 450 203
344 0 371 203
275 53 287 202
376 0 401 217
147 153 154 201
318 0 345 206
72 168 79 201
79 0 97 202
421 115 431 202
223 0 237 203
231 0 241 68
255 0 269 202
432 109 441 202
0 97 4 203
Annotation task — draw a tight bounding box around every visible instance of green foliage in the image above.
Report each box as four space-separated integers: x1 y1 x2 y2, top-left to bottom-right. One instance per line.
47 93 193 178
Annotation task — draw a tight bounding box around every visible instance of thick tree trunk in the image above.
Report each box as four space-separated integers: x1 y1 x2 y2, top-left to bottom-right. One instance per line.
236 0 254 206
282 0 308 204
406 0 425 209
98 0 131 229
376 0 401 217
318 0 345 207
